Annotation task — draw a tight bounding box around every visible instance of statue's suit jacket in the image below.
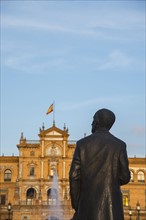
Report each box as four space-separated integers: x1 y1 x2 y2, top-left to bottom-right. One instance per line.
69 128 130 220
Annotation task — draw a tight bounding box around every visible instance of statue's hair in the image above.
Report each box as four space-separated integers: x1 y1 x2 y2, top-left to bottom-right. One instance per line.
94 108 116 130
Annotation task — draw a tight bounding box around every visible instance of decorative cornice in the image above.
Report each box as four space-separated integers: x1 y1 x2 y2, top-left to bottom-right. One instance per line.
129 158 146 164
0 157 19 162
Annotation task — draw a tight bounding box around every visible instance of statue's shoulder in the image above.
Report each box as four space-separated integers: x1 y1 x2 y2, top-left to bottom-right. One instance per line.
110 133 126 147
77 134 93 145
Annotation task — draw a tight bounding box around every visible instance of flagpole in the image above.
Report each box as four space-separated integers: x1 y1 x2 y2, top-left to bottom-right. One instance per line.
53 100 55 126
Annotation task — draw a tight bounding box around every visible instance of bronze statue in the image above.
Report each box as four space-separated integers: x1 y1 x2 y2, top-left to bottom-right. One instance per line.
69 108 130 220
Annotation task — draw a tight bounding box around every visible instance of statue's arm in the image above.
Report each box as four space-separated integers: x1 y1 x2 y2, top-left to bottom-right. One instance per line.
118 144 131 185
69 144 81 211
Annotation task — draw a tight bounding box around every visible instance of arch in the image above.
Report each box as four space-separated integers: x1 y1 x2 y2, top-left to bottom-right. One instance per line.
137 170 145 182
26 188 36 204
47 188 58 205
4 169 12 182
25 186 38 195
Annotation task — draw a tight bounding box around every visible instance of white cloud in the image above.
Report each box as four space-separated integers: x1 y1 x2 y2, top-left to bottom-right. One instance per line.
97 50 134 70
131 125 145 136
2 16 68 32
4 53 66 74
84 50 138 71
2 5 144 40
59 97 123 111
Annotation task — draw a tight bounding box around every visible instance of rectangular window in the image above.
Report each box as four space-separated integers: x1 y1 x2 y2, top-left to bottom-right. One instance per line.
48 198 56 205
30 167 34 176
121 190 129 207
0 195 6 205
123 195 129 206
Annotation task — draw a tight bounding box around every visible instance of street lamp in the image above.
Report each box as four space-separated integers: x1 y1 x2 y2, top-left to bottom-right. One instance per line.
129 207 132 220
136 201 140 220
7 202 12 220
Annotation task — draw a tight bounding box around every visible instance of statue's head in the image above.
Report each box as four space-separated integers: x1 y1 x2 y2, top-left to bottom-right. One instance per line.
92 108 116 133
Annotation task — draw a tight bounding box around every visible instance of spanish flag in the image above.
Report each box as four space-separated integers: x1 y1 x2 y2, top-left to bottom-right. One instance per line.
46 103 53 115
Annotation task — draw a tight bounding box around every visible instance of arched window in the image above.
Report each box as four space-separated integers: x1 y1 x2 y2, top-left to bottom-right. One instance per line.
26 188 36 205
4 169 12 182
130 170 134 182
47 188 58 205
137 171 145 182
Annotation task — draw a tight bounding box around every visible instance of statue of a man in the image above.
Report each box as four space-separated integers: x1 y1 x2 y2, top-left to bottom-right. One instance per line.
69 108 130 220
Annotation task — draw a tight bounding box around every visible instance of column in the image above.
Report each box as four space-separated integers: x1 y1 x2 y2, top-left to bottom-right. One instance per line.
63 161 66 179
41 160 44 179
63 140 66 158
19 162 22 178
41 140 44 178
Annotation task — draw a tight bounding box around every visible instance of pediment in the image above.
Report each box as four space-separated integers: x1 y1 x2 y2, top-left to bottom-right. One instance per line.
46 130 62 136
39 125 69 138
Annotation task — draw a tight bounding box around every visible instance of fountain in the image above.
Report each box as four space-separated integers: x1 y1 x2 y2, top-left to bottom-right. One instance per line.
47 171 63 220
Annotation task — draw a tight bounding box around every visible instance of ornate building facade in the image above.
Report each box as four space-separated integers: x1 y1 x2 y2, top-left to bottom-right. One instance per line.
0 124 146 220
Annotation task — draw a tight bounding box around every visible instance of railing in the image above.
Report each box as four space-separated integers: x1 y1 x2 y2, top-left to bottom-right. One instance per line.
19 200 65 206
25 140 76 144
68 140 76 145
26 140 40 144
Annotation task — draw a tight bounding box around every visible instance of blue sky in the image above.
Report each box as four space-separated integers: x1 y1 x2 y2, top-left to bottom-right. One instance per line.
1 0 145 157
